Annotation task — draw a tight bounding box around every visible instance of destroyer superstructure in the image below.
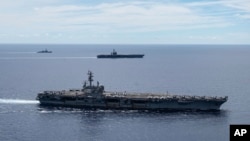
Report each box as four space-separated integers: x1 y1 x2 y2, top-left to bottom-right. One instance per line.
36 71 227 111
37 49 52 53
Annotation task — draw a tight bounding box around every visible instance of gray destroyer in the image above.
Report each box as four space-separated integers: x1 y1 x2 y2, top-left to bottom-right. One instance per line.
37 49 52 53
36 71 228 111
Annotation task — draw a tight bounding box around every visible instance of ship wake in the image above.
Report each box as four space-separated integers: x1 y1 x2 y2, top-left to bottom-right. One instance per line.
0 98 39 104
0 57 96 60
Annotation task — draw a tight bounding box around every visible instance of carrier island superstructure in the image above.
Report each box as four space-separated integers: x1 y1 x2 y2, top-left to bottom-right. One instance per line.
36 71 228 111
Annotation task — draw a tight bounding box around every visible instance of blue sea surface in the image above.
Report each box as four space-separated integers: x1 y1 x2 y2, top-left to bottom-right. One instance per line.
0 44 250 141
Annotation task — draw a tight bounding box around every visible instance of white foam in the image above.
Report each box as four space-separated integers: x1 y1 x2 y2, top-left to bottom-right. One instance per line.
0 98 39 104
6 52 37 54
0 57 96 60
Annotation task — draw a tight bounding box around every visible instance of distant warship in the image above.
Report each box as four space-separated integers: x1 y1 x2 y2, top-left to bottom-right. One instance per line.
36 71 228 111
97 49 144 58
37 49 52 53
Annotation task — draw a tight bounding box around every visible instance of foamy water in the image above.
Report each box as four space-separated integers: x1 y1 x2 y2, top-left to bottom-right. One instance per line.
0 57 96 60
0 99 39 104
0 51 37 54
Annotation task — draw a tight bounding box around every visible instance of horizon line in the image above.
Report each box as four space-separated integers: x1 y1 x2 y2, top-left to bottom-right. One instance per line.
0 43 250 46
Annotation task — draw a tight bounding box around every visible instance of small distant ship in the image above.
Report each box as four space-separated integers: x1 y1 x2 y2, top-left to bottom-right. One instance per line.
97 49 144 58
36 71 228 111
37 49 52 53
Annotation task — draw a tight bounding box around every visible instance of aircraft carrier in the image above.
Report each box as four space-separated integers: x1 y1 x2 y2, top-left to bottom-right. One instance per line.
36 71 228 111
97 49 144 58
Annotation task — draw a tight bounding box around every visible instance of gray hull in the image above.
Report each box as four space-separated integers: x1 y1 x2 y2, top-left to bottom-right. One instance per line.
36 71 227 111
97 49 144 59
97 54 144 58
37 92 227 111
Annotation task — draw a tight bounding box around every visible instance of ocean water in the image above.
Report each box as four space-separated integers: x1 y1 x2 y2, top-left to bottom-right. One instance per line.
0 44 249 141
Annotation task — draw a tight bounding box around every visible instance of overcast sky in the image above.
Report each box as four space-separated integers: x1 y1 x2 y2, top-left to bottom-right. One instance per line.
0 0 250 44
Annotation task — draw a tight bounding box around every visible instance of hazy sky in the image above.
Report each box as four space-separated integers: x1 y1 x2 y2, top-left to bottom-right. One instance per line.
1 0 250 44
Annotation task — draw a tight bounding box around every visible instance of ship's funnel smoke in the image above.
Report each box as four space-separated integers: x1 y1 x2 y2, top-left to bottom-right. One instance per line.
0 99 39 104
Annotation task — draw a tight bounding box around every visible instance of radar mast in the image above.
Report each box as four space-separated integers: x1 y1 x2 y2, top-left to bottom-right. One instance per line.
88 71 94 87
